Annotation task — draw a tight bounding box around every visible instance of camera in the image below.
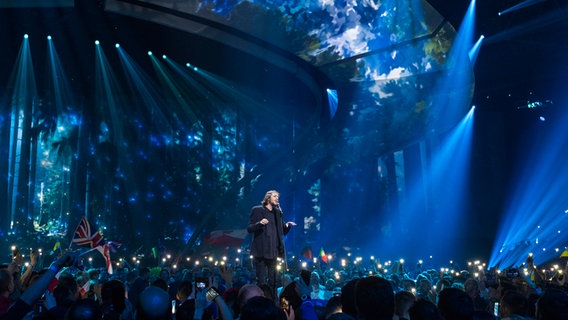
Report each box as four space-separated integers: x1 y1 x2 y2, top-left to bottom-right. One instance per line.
506 268 519 278
195 277 208 289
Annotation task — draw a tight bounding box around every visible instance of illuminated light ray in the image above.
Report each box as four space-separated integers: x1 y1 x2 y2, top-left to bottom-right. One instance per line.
46 35 77 114
114 45 178 143
94 43 130 166
429 0 476 132
498 0 547 16
485 7 565 46
372 107 475 262
146 53 201 126
388 0 478 260
326 89 338 120
341 0 477 262
7 34 38 234
94 42 158 241
161 56 283 122
468 35 484 65
422 108 476 252
489 109 568 268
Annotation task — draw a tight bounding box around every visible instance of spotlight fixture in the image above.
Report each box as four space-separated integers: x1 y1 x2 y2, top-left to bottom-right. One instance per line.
95 40 100 45
115 43 120 48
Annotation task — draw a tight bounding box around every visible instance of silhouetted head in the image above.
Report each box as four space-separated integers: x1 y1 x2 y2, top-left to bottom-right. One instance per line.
136 286 171 320
355 276 394 320
65 299 103 320
341 279 359 318
438 287 474 320
409 298 443 320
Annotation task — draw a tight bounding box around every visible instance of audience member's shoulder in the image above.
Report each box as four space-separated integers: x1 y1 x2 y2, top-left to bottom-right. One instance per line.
240 296 286 320
536 288 568 320
326 312 355 320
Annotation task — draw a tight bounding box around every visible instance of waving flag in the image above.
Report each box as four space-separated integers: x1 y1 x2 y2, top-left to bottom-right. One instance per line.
203 229 248 247
302 245 313 260
72 216 103 248
320 247 328 263
79 280 91 297
96 243 113 275
51 241 61 255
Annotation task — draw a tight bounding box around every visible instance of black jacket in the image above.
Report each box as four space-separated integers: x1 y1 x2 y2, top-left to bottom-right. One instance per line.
247 205 291 259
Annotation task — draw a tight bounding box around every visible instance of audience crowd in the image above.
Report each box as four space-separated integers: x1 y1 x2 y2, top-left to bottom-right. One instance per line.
2 246 568 320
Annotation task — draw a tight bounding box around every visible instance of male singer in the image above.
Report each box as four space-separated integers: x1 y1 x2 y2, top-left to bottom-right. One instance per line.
247 190 296 295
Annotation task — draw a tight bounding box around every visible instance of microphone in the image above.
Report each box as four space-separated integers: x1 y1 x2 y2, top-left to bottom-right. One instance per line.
276 204 283 215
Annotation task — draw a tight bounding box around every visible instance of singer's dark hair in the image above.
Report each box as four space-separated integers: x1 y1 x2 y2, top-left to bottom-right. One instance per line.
261 190 279 206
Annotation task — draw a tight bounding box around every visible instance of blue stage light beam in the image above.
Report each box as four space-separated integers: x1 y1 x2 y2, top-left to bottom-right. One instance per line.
377 106 475 263
468 35 484 65
326 89 338 120
115 44 177 133
161 54 285 123
498 0 547 16
6 34 38 234
146 52 202 125
399 0 477 260
417 106 475 258
430 0 476 131
489 108 568 268
94 40 130 147
46 35 76 114
485 5 565 46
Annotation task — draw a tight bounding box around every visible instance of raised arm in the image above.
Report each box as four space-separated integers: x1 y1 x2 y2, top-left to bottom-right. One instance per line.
1 252 79 320
19 250 38 290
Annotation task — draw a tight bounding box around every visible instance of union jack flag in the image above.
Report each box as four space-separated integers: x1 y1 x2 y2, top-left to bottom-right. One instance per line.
96 243 113 275
72 216 103 248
